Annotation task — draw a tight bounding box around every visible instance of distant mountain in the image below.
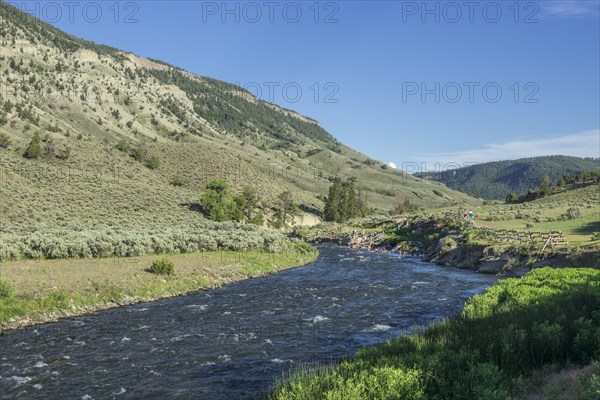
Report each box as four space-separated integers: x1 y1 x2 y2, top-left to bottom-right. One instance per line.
0 0 479 237
415 156 600 200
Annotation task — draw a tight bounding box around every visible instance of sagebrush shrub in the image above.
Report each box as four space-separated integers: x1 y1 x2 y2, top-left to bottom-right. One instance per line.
146 155 160 169
0 280 16 299
0 133 11 149
0 221 291 261
150 258 175 275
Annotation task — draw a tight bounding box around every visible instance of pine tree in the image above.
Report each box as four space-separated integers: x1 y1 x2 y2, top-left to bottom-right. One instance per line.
539 175 551 196
505 193 518 203
23 134 42 158
323 180 342 222
276 191 298 227
241 186 260 220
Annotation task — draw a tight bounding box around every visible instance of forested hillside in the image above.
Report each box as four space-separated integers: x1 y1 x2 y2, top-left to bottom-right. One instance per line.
416 156 599 200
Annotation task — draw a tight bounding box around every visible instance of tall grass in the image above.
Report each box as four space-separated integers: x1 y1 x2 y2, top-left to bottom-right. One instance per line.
267 268 600 399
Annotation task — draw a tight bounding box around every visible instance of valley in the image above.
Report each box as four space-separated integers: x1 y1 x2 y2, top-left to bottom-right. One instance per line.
0 1 598 399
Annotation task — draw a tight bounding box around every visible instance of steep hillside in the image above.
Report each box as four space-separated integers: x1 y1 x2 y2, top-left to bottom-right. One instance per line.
416 156 599 200
0 0 479 243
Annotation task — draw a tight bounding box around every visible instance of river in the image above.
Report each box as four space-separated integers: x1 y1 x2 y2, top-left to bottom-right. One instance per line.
0 245 497 399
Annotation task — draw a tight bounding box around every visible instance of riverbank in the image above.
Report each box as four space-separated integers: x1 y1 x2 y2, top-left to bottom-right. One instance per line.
267 267 600 399
0 245 318 332
299 214 600 276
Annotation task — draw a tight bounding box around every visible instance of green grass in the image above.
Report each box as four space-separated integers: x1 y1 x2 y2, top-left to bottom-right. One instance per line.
0 245 318 324
267 268 600 399
407 185 600 252
474 185 600 247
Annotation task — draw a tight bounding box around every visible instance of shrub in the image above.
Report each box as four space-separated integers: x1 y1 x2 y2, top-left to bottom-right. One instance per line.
130 146 146 162
562 207 582 220
0 280 16 299
47 123 61 133
0 133 11 149
115 139 130 152
56 146 71 160
249 211 265 226
0 223 292 262
146 155 160 169
150 258 175 275
170 176 186 187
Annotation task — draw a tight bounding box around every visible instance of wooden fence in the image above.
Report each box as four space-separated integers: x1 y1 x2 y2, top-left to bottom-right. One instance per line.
475 227 568 249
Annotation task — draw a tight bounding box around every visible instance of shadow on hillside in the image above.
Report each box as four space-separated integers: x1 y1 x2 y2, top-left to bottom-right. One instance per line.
573 221 600 235
179 202 205 215
299 204 322 217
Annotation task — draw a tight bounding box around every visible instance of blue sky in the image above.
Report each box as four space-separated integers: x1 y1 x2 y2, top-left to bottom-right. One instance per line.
17 0 600 171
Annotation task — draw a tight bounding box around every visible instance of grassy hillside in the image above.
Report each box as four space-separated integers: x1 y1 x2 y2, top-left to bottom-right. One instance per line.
416 156 599 200
475 184 600 247
0 0 479 259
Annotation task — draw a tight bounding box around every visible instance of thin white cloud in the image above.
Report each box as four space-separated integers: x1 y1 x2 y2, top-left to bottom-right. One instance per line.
541 1 599 17
412 129 600 169
387 162 397 169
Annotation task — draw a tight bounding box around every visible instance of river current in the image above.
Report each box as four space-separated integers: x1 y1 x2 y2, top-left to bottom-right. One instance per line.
0 245 497 399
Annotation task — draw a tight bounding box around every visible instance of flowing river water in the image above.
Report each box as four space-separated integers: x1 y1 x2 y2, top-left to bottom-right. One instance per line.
0 245 498 399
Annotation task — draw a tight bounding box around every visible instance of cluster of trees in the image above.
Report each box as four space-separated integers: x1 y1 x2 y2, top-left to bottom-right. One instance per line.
200 180 299 227
506 175 554 203
22 133 70 160
323 178 369 222
201 180 246 222
506 170 600 203
557 170 600 186
417 156 599 201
